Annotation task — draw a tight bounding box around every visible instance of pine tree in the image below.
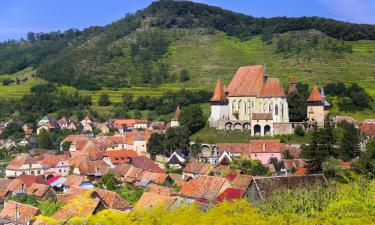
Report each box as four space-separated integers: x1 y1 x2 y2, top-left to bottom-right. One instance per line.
339 122 360 161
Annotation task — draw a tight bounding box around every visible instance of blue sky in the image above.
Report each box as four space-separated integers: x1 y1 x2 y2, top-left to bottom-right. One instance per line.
1 0 375 41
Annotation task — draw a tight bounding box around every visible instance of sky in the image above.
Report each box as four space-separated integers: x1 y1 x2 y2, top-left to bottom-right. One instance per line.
1 0 375 41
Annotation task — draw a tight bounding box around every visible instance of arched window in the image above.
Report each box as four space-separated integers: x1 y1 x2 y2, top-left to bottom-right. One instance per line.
232 100 236 111
281 104 284 116
269 104 272 113
275 104 279 116
238 100 241 110
244 102 247 114
263 103 266 112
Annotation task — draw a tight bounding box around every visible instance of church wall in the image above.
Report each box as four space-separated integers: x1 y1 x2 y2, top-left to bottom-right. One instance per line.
307 105 325 127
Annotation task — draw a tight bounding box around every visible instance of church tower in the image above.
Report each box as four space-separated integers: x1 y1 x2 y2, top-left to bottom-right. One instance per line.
306 85 328 128
209 79 229 127
288 75 298 94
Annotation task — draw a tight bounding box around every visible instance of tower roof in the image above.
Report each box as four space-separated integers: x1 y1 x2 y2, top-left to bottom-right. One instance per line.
171 106 181 121
211 79 228 102
290 75 296 84
307 85 323 102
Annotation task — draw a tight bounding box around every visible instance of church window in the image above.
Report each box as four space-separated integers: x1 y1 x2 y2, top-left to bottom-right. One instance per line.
244 102 247 114
232 101 235 111
263 103 266 112
238 100 241 110
281 104 284 116
275 104 279 116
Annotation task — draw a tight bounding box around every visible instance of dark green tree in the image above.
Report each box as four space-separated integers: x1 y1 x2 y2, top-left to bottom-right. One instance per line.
164 126 190 153
147 133 166 159
179 105 205 133
339 122 360 161
37 129 54 149
1 122 24 141
287 92 307 122
191 138 202 157
100 173 118 190
98 93 111 106
355 138 375 178
179 69 190 82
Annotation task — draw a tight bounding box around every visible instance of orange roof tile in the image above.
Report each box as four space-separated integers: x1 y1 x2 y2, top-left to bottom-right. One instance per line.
182 162 212 175
105 150 138 164
0 201 39 224
360 121 375 137
227 65 264 97
6 153 38 170
171 106 181 121
259 78 286 97
135 192 178 209
180 175 232 200
210 79 228 102
307 85 323 102
148 183 177 196
40 155 69 167
26 183 52 198
63 174 90 187
137 171 169 184
293 167 308 176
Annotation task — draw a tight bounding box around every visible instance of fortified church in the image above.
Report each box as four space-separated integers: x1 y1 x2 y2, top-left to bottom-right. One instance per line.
208 64 330 136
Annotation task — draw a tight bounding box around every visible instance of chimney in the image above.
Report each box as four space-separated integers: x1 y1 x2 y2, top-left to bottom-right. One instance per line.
263 64 268 83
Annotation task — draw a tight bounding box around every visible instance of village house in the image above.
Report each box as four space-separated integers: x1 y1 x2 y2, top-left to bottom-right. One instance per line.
37 122 58 134
80 116 95 127
103 150 138 167
113 119 149 132
37 116 57 127
95 123 110 134
360 119 375 146
135 171 172 188
0 200 39 224
62 174 94 192
136 192 180 209
182 161 213 179
22 124 33 138
5 154 47 178
39 154 70 177
26 183 56 200
334 115 358 128
180 175 233 202
245 174 327 200
129 156 164 174
167 151 187 168
58 116 72 129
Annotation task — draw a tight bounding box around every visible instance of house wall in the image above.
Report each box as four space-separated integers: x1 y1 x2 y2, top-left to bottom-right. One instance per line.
134 123 147 129
134 140 148 157
250 153 282 164
307 105 325 127
171 120 179 127
6 164 45 178
209 104 229 126
273 123 294 135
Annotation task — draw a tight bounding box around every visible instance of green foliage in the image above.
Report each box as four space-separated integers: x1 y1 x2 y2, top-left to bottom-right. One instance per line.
301 119 337 172
9 194 38 207
98 93 111 106
116 184 144 206
287 92 307 122
179 105 205 134
164 126 191 153
191 138 202 157
355 138 375 178
230 159 270 176
179 69 190 82
37 129 54 149
61 141 71 152
0 122 24 141
100 173 119 191
269 157 284 172
30 83 57 94
294 125 305 136
147 133 166 158
339 121 361 161
38 199 64 216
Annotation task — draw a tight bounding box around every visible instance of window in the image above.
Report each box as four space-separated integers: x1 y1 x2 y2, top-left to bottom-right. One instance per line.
244 102 247 114
281 104 284 116
37 171 41 175
238 100 241 110
59 169 62 173
263 103 266 112
275 104 279 116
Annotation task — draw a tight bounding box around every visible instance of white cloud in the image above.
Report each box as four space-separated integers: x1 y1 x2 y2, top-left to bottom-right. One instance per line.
319 0 375 24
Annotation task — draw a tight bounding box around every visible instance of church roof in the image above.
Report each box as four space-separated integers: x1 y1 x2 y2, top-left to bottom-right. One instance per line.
307 85 323 102
226 65 286 97
171 106 181 121
227 65 264 97
259 78 286 97
210 79 228 102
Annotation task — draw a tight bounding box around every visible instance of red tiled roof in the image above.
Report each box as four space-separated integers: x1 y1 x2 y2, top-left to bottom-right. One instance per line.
227 65 264 97
130 156 164 173
105 150 138 164
293 167 308 176
77 160 111 176
215 188 245 203
148 183 177 196
210 79 228 102
137 171 169 185
0 201 39 224
259 78 286 97
40 155 69 167
360 122 375 137
339 161 353 167
26 183 52 198
135 192 178 209
307 85 323 102
114 163 133 177
230 174 253 190
113 119 148 128
63 174 89 187
6 153 38 170
180 175 231 200
15 174 46 188
252 113 273 120
249 140 285 153
182 162 212 175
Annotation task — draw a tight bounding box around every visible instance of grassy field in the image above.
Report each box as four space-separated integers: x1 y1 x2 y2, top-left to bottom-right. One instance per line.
0 30 374 121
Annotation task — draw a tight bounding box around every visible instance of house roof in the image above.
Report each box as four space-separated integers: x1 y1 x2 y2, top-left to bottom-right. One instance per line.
135 192 179 209
63 174 90 187
40 155 69 167
114 163 133 177
0 201 39 224
124 166 144 180
0 179 12 190
210 79 228 102
259 78 286 97
251 175 326 200
26 183 52 198
77 160 111 176
130 156 164 173
180 175 232 200
113 119 148 128
230 174 253 190
148 183 177 196
138 171 169 185
216 143 250 155
307 85 323 102
252 113 273 121
14 174 46 188
57 186 131 211
215 188 245 203
105 150 138 164
6 153 39 170
183 162 212 175
171 106 181 121
249 140 285 153
360 121 375 137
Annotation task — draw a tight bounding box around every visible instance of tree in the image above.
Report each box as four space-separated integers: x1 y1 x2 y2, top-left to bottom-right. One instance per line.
355 138 375 178
339 122 360 161
287 92 306 122
301 118 336 172
1 122 24 141
98 93 111 106
100 173 118 190
164 127 190 153
230 159 270 176
133 110 143 119
37 129 54 149
179 105 205 133
147 133 166 158
61 141 72 152
191 138 202 157
179 69 190 82
294 125 305 136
